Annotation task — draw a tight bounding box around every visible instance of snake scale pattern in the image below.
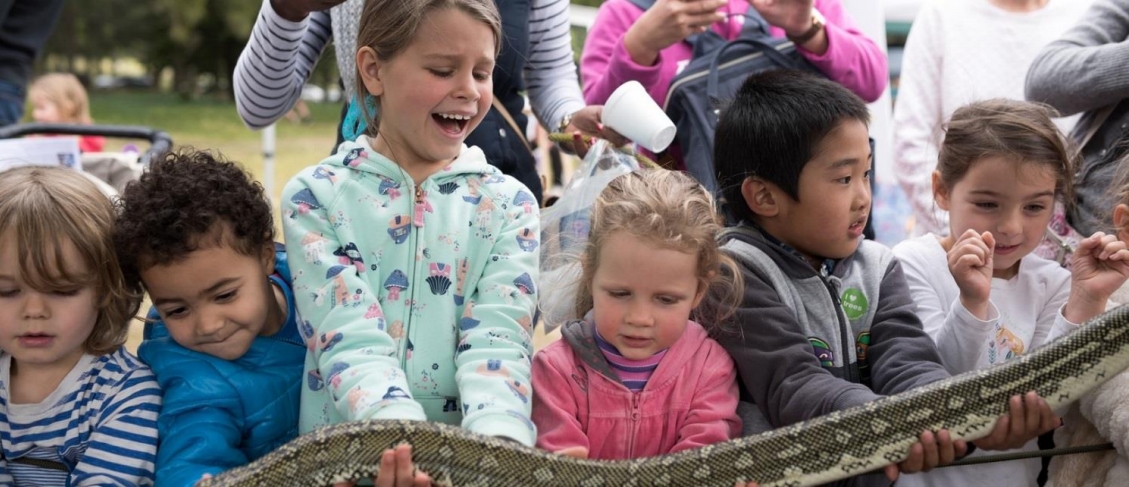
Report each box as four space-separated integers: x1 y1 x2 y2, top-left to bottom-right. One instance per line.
202 303 1129 487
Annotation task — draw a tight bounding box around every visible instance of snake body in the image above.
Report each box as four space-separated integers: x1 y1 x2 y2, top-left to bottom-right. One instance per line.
202 304 1129 487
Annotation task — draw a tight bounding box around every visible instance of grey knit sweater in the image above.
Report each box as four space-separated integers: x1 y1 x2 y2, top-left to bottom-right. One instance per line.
1025 0 1129 116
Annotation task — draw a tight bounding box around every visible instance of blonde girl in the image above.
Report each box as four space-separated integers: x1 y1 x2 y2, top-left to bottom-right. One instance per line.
281 0 539 484
0 166 160 485
532 169 744 460
27 73 104 152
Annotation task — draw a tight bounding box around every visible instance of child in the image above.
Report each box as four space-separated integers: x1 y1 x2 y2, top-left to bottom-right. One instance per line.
28 73 105 152
893 99 1129 487
711 70 1061 486
892 0 1092 237
114 150 305 487
0 166 160 485
532 169 742 459
1047 161 1129 486
281 0 538 483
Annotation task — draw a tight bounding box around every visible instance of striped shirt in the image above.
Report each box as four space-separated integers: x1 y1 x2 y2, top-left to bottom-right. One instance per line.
233 0 586 134
593 329 667 392
0 348 162 486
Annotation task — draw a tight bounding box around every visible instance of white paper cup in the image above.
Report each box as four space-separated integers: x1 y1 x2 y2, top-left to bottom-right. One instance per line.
602 80 677 153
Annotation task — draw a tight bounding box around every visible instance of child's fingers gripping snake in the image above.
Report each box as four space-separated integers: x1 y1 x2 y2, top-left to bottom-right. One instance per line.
201 303 1129 487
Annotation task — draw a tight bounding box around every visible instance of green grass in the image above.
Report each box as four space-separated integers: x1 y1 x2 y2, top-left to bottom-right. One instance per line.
88 91 341 203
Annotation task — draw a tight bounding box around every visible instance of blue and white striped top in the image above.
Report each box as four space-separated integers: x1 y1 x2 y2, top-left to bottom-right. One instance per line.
0 348 162 486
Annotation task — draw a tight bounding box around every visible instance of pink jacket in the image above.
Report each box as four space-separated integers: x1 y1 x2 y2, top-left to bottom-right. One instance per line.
532 318 741 460
580 0 888 107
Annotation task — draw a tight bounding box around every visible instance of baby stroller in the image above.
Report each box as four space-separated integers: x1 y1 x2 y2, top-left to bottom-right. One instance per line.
0 122 173 196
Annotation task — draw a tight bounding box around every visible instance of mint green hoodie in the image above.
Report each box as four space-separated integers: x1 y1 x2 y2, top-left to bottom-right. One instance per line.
282 138 539 445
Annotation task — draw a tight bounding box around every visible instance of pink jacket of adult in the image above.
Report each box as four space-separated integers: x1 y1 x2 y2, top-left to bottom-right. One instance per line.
532 318 741 459
580 0 888 108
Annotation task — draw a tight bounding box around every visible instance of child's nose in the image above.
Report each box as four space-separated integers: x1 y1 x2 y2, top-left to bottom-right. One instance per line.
195 312 226 337
21 292 49 319
999 211 1023 236
625 302 654 327
453 72 480 101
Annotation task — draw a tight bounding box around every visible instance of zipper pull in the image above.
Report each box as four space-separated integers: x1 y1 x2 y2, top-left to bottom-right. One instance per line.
413 186 432 228
630 393 640 421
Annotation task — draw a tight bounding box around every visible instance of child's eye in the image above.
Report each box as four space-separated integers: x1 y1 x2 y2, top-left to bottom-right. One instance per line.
1025 204 1047 213
429 69 454 78
836 176 851 185
974 202 998 209
52 288 81 297
0 289 18 298
164 307 188 319
863 169 872 180
607 290 630 299
473 71 490 82
657 296 680 305
216 290 238 302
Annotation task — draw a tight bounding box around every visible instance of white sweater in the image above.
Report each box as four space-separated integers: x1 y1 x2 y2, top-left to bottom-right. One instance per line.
893 234 1078 487
892 0 1092 237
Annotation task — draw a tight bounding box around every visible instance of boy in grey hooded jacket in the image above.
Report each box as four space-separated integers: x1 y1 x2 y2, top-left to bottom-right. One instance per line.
711 70 1062 486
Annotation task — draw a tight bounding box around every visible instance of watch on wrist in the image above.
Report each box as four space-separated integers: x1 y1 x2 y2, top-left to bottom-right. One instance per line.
557 112 574 134
788 9 825 45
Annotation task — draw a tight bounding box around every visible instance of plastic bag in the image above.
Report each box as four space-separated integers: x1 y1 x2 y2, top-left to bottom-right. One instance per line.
538 139 641 332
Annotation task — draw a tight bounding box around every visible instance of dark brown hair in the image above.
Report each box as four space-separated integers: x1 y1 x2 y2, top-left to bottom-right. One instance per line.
935 99 1076 204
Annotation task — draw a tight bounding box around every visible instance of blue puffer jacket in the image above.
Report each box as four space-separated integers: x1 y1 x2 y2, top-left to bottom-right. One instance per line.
137 245 305 487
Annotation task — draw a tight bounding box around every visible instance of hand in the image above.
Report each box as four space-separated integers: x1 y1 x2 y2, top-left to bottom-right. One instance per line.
748 0 815 37
555 446 590 459
564 106 630 158
1065 232 1129 323
565 106 630 147
624 0 729 66
884 429 967 481
270 0 349 22
947 229 995 320
974 391 1060 451
333 444 431 487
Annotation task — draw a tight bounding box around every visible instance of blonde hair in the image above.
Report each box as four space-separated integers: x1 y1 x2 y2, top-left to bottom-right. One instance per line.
574 170 744 326
354 0 501 135
0 166 140 355
29 73 93 124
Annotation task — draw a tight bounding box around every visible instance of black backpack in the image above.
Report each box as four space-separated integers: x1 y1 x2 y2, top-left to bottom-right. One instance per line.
626 0 822 194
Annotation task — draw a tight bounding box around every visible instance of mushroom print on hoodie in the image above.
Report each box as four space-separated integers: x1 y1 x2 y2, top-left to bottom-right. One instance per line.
282 139 541 446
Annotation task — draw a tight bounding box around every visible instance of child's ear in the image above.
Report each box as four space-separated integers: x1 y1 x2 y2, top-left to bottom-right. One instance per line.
1115 204 1129 243
932 170 951 211
691 272 713 309
260 243 277 275
357 46 384 97
740 177 779 218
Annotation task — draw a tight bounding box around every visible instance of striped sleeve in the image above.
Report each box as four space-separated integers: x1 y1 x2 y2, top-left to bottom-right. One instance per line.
233 0 332 129
524 0 586 132
71 355 162 487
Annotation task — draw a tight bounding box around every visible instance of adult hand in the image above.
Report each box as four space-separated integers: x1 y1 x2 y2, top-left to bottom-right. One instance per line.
884 429 967 481
947 229 995 320
974 391 1060 451
565 106 630 157
271 0 349 22
624 0 729 66
332 444 431 487
748 0 815 38
1065 231 1129 323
